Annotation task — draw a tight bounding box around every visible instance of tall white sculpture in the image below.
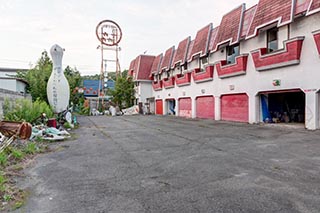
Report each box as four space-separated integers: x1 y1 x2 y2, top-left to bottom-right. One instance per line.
47 44 70 113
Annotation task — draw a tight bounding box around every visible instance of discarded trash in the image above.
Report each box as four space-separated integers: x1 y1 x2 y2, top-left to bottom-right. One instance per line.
29 126 70 141
47 118 57 128
109 106 116 116
122 105 139 116
0 121 32 152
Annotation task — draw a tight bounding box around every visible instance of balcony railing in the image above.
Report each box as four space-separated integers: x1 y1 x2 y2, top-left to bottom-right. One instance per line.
192 65 214 83
251 36 304 71
152 80 162 91
163 77 175 89
216 54 248 78
175 73 192 87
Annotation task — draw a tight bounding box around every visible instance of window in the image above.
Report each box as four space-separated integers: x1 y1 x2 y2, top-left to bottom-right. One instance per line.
201 57 208 65
153 74 158 82
226 44 240 64
183 63 188 71
267 27 278 53
166 71 171 79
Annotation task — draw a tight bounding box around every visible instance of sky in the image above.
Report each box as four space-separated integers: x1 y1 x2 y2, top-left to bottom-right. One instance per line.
0 0 257 75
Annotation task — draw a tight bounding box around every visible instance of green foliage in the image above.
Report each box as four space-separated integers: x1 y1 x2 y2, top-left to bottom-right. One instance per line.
110 76 134 109
81 74 100 80
121 69 128 78
80 106 90 115
64 66 82 105
0 153 8 166
23 143 37 155
13 201 24 210
63 122 72 129
15 51 82 105
10 148 24 160
0 174 6 187
16 51 52 102
3 98 54 123
3 194 12 202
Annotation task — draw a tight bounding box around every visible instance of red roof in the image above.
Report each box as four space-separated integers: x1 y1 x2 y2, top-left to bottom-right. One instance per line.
241 5 257 38
133 55 155 81
208 26 220 52
212 4 245 51
308 0 320 15
128 59 136 77
171 37 190 68
295 0 312 15
188 24 212 61
150 54 163 74
186 40 195 61
160 46 175 72
247 0 293 39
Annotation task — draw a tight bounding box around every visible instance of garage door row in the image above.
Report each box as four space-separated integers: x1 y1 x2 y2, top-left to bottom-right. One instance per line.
155 94 249 122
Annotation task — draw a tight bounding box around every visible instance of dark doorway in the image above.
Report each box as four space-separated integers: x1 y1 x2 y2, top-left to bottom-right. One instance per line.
261 90 305 123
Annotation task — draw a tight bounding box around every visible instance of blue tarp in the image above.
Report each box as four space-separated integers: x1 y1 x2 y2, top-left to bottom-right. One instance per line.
261 95 271 122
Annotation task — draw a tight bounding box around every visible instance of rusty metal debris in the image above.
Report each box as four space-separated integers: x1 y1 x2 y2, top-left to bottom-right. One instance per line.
0 121 32 152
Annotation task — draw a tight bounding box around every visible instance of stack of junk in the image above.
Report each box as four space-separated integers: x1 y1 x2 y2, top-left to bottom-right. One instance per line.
0 113 74 152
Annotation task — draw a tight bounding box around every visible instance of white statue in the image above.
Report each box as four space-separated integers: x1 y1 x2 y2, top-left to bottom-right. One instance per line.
47 44 70 113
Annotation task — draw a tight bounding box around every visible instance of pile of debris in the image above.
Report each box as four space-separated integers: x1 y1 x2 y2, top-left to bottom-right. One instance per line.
0 112 75 152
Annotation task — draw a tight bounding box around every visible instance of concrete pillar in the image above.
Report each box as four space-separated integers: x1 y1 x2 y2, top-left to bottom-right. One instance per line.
248 93 260 124
215 95 221 120
175 98 179 117
305 91 319 130
191 97 196 118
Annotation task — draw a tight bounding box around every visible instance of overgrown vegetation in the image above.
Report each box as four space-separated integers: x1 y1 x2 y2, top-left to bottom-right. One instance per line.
16 51 82 105
3 98 54 123
0 141 48 211
109 76 134 109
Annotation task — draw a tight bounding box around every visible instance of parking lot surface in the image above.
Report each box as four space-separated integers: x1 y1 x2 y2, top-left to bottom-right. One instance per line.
16 115 320 213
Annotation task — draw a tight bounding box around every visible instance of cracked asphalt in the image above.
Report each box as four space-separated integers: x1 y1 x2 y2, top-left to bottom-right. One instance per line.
14 115 320 213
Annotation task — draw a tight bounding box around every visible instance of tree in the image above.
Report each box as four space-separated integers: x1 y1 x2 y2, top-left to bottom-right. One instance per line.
64 66 82 105
16 51 82 105
16 51 52 102
110 76 134 109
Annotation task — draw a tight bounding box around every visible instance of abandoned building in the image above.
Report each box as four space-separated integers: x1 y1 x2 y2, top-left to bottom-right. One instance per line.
128 0 320 130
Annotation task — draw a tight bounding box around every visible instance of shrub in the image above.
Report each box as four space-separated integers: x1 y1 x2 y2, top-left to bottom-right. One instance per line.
3 98 54 123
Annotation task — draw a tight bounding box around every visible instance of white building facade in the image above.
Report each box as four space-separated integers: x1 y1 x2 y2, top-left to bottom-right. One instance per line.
129 0 320 130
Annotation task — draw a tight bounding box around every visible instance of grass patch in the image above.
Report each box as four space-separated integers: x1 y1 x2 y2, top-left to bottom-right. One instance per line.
23 143 38 155
0 140 48 211
0 124 77 210
10 148 25 160
0 152 8 166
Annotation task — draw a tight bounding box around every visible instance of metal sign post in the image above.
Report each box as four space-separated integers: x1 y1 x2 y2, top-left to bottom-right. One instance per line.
95 20 122 109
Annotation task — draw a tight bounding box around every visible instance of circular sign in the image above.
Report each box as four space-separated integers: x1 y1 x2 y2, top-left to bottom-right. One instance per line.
96 20 122 46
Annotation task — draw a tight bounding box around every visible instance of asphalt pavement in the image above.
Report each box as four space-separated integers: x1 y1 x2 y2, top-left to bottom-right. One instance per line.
14 115 320 213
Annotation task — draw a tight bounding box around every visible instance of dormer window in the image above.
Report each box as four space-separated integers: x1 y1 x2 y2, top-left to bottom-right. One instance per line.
201 57 208 65
153 74 158 82
226 43 240 64
267 27 278 53
183 63 188 71
166 71 171 79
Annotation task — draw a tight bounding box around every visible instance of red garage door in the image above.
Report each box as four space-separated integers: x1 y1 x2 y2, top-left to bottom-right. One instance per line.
156 100 163 115
196 96 215 119
221 94 248 122
179 98 192 118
